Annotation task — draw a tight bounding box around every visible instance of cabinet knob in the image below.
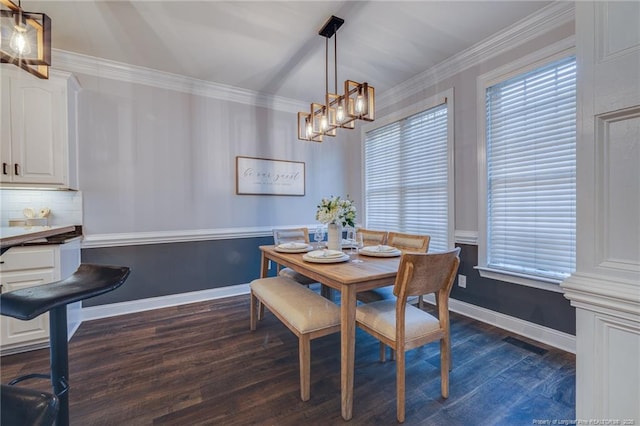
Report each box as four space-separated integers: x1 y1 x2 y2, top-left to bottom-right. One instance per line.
2 163 7 175
14 163 19 176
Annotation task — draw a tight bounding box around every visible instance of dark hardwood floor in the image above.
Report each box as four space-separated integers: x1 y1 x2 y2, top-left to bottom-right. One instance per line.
0 291 575 425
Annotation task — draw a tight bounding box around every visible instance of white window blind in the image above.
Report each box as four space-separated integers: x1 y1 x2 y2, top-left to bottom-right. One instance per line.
486 55 576 281
365 103 449 252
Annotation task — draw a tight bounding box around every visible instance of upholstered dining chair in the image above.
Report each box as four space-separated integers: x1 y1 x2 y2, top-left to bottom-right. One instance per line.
272 228 317 286
387 231 430 253
356 232 430 305
356 228 388 247
355 248 461 423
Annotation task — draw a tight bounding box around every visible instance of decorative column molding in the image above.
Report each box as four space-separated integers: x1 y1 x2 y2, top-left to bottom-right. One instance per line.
561 1 640 422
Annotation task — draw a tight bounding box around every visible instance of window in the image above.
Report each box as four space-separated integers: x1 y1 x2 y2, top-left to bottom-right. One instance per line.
478 50 576 290
363 90 454 252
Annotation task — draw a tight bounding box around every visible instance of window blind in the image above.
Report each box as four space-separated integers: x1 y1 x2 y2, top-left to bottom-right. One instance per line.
365 104 449 252
486 55 576 281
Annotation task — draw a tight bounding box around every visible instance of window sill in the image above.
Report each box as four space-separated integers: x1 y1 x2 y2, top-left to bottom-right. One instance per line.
474 266 565 294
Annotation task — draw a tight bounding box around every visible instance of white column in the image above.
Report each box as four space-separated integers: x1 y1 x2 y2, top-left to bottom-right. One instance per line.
561 2 640 422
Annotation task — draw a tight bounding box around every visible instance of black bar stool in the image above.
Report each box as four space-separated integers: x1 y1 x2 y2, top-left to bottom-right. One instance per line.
0 264 130 426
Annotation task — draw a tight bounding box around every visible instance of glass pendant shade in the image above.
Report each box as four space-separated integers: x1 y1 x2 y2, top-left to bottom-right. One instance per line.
9 24 30 54
0 1 51 79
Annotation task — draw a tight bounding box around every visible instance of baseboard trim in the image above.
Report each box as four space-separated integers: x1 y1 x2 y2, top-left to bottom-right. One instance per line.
422 294 576 353
82 284 251 321
81 284 575 353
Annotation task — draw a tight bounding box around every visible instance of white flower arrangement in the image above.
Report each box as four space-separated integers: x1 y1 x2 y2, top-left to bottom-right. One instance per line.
315 195 356 227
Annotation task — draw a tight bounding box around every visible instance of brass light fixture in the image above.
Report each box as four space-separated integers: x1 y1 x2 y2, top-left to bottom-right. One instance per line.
298 15 374 142
0 0 51 79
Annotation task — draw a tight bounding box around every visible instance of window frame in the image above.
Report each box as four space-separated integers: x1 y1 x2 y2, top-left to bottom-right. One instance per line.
476 38 576 293
361 88 455 252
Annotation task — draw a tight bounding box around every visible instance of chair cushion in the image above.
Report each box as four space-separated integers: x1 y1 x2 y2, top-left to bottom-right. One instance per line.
356 300 440 342
251 277 340 334
278 268 317 286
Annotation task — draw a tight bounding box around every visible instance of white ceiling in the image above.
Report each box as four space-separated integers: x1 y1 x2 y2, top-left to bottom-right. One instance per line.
22 1 552 102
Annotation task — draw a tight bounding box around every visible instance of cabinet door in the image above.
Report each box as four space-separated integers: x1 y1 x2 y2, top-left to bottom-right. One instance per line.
8 74 67 185
0 269 54 347
1 74 12 183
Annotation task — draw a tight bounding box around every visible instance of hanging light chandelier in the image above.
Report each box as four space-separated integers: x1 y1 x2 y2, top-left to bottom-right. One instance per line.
298 15 374 142
0 0 51 79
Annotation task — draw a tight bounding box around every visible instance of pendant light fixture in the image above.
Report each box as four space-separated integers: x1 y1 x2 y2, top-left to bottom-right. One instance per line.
298 15 375 142
0 0 51 79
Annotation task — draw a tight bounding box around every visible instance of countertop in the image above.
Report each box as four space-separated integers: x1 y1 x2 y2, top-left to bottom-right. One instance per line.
0 225 77 253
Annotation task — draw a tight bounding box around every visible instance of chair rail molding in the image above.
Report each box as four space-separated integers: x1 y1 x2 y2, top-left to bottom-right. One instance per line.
81 225 320 248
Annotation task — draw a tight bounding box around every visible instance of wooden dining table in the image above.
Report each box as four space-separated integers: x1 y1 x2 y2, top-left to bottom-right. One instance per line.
259 245 401 420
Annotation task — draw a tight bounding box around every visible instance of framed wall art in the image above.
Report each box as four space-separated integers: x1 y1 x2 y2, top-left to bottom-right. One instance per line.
235 156 305 196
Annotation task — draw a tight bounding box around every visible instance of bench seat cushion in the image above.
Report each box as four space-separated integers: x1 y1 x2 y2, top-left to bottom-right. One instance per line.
251 277 340 334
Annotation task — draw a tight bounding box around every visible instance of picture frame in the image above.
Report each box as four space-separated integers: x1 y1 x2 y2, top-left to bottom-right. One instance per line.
235 156 305 196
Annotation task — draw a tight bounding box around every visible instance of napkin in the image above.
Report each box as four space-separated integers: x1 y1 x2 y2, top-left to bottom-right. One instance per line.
307 249 344 258
278 242 309 249
363 245 397 253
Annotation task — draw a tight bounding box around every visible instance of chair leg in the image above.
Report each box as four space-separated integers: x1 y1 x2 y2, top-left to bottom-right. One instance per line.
396 348 406 423
440 338 450 398
320 285 332 300
379 342 386 362
418 294 424 309
250 292 257 331
299 335 311 401
258 300 265 321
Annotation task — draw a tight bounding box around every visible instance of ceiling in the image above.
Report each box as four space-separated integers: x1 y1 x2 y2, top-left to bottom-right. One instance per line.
21 1 552 102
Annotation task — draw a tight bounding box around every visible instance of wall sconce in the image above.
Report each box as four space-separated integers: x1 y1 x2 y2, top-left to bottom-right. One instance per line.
298 15 375 142
1 0 51 79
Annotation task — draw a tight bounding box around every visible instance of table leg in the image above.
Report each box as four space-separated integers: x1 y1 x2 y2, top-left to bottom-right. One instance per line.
260 253 269 278
258 253 270 320
341 284 356 420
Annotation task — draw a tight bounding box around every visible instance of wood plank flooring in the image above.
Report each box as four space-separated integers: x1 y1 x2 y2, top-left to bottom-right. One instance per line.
0 292 575 425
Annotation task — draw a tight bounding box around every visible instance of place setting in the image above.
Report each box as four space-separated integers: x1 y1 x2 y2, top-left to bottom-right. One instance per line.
358 244 402 257
302 249 350 263
274 242 314 253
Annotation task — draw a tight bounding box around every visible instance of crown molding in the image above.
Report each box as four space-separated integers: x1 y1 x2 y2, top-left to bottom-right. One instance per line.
378 1 575 109
51 49 307 114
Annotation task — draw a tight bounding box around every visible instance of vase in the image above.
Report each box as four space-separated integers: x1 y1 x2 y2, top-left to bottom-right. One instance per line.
327 223 343 251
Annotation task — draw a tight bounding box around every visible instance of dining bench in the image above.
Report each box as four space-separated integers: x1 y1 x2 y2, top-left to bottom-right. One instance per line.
249 276 340 401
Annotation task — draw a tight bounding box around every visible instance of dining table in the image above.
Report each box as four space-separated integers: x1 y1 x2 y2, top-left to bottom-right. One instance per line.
259 245 401 420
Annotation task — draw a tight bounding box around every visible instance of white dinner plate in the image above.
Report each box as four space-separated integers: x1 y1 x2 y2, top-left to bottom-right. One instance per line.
302 250 350 263
359 245 402 257
274 243 314 253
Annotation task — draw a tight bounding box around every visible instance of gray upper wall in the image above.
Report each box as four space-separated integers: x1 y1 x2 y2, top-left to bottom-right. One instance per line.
57 10 574 239
375 22 576 233
73 74 361 236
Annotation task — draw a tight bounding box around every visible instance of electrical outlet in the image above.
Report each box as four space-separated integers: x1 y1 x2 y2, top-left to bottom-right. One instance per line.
458 274 467 288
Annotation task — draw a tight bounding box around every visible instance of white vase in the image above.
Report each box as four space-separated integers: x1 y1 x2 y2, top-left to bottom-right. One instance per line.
327 223 343 251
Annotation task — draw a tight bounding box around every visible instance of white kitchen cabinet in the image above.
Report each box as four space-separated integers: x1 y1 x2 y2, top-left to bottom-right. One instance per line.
0 239 81 355
0 67 79 189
